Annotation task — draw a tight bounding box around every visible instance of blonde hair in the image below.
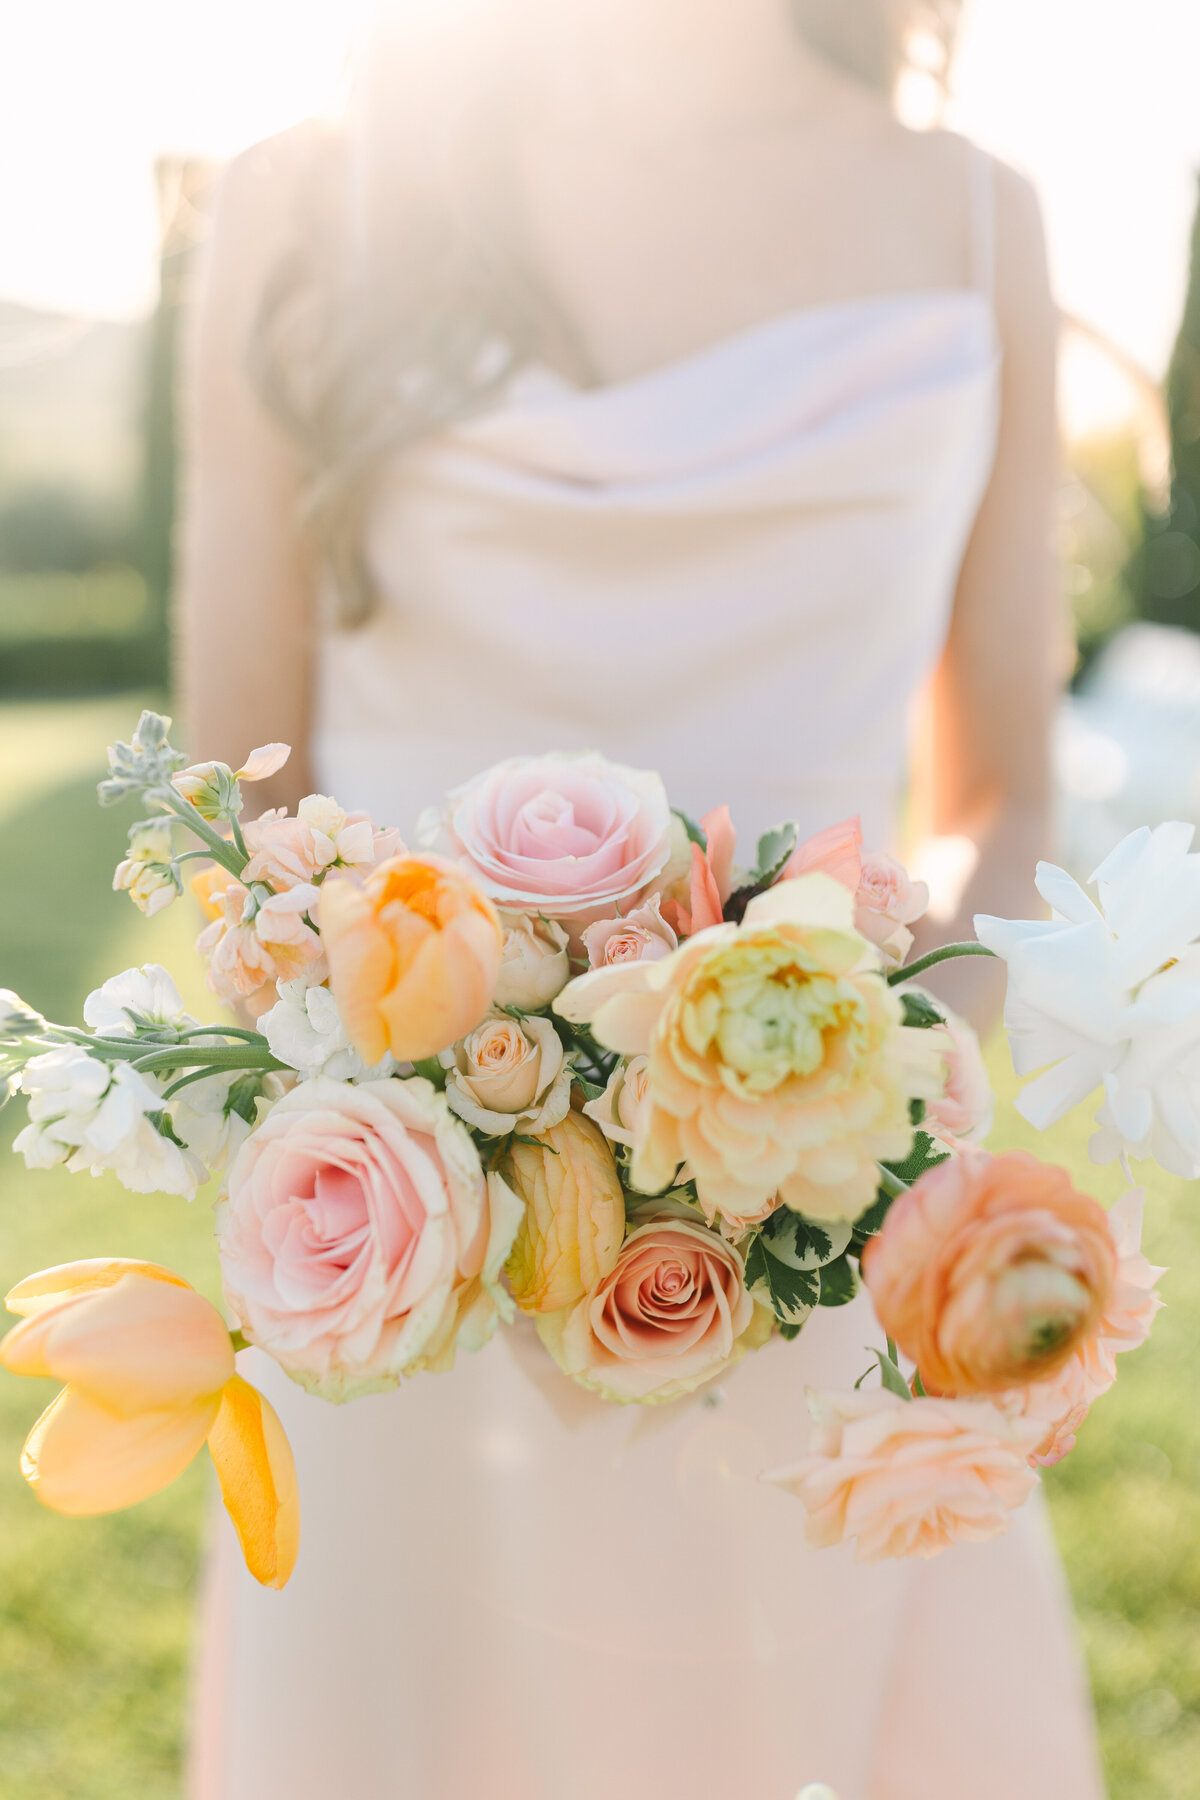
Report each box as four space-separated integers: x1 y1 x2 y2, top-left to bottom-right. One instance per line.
251 0 962 626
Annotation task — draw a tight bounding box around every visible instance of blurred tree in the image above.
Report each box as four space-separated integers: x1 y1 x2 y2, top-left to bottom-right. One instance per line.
1129 175 1200 632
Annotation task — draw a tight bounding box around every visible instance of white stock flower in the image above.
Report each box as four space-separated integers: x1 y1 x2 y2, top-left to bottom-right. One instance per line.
83 965 196 1037
15 1046 203 1197
113 820 181 917
259 979 390 1082
440 1011 573 1138
976 823 1200 1176
171 1070 291 1172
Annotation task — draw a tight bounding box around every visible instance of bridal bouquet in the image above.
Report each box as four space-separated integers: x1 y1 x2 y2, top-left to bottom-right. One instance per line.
0 713 1172 1584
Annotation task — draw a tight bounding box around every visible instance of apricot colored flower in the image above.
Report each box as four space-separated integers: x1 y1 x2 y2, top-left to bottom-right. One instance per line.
537 1214 771 1404
784 817 863 890
319 855 502 1066
441 1011 572 1138
862 1151 1117 1396
241 797 400 891
768 1389 1042 1561
0 1259 298 1587
556 875 940 1226
195 878 326 1006
503 1111 625 1314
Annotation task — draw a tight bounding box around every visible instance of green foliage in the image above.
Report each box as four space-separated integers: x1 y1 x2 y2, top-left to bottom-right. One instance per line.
671 807 708 853
900 989 945 1030
724 820 799 922
816 1254 859 1309
744 1209 851 1327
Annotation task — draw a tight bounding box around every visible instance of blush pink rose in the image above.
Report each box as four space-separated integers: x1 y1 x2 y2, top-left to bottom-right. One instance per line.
419 753 673 916
767 1389 1043 1561
923 1002 994 1145
537 1215 770 1403
217 1077 521 1400
582 896 678 968
854 851 930 963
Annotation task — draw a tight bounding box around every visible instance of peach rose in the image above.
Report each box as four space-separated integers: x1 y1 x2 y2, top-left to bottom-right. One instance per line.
768 1389 1042 1561
537 1214 771 1404
217 1077 522 1399
582 896 678 969
862 1151 1118 1396
440 1011 572 1137
319 855 502 1066
854 852 930 965
196 879 326 1007
582 1054 651 1149
241 797 401 892
784 816 863 890
921 1000 994 1145
557 875 943 1227
419 752 673 916
493 911 571 1011
503 1112 625 1314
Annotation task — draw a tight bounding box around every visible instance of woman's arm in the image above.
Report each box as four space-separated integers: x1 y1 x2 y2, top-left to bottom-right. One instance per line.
175 132 318 814
909 159 1067 1031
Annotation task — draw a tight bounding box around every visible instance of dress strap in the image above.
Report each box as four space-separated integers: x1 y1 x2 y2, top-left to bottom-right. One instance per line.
968 143 997 302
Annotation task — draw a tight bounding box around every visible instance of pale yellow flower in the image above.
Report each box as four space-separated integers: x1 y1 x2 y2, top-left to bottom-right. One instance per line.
503 1112 625 1314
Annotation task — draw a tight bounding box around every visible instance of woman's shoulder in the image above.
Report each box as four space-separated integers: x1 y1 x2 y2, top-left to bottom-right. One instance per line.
210 121 333 255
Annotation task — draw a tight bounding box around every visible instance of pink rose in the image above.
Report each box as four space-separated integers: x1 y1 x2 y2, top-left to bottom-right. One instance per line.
922 1002 994 1144
582 896 678 968
537 1214 770 1403
768 1390 1042 1561
419 753 673 916
217 1077 522 1400
784 816 863 890
854 852 930 964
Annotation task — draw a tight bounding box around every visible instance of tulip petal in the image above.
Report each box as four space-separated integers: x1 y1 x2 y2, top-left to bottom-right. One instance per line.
206 1376 300 1589
1 1273 235 1414
6 1258 191 1318
21 1384 219 1515
320 878 394 1066
236 743 291 782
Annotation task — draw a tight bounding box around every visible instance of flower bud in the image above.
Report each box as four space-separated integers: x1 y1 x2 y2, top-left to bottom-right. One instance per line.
493 912 571 1011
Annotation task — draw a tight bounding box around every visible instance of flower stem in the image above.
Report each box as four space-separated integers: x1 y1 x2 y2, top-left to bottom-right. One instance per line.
127 1046 289 1078
887 942 996 987
160 790 247 880
876 1165 911 1198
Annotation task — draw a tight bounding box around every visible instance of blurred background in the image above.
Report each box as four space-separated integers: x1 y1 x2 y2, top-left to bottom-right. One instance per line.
2 2 1200 1795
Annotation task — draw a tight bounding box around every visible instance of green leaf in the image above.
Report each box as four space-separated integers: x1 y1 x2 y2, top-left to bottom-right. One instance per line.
411 1057 447 1089
873 1348 913 1401
817 1254 859 1308
851 1187 894 1242
671 808 708 854
757 1208 851 1271
744 1234 821 1326
883 1130 950 1186
571 1072 607 1102
778 1321 805 1342
909 1096 927 1127
753 822 800 887
900 990 945 1030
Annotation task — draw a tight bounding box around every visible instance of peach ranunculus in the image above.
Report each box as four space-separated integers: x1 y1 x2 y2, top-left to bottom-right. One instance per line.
440 1011 573 1138
1001 1187 1165 1465
767 1389 1043 1561
0 1259 298 1587
217 1077 522 1399
418 752 673 917
582 895 678 969
854 852 931 965
319 855 502 1067
556 874 942 1228
241 797 402 892
583 1053 651 1150
195 876 326 1005
493 911 571 1011
503 1112 625 1314
862 1151 1118 1397
537 1211 772 1404
920 999 994 1145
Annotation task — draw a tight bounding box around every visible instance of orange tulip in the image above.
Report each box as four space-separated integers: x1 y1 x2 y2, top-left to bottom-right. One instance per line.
1 1259 299 1589
320 854 503 1066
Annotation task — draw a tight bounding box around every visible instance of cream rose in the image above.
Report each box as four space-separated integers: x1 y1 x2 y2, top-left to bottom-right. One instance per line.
582 1054 651 1149
440 1011 573 1138
581 897 678 968
537 1215 771 1404
217 1077 522 1399
493 911 571 1011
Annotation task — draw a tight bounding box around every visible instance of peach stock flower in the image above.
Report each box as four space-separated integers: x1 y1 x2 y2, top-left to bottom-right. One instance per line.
0 1259 298 1587
768 1389 1042 1561
419 752 673 916
537 1213 771 1404
557 875 940 1227
503 1112 625 1314
196 879 326 1007
319 855 502 1066
218 1078 522 1398
241 796 401 891
862 1151 1117 1396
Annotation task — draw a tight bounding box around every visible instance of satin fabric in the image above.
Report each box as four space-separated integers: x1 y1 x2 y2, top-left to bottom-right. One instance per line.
191 287 1107 1799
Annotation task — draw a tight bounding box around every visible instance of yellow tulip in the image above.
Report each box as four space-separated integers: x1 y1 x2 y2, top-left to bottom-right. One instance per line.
1 1259 299 1589
320 854 503 1066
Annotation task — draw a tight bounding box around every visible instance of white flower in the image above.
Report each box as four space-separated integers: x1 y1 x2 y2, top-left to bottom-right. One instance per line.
83 965 196 1037
14 1047 203 1197
440 1011 573 1138
976 823 1200 1177
259 979 390 1082
113 820 181 917
171 1070 291 1172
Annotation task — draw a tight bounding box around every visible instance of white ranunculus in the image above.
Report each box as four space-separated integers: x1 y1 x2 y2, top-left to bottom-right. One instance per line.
259 979 390 1082
83 965 195 1037
440 1011 573 1138
976 822 1200 1177
15 1046 203 1197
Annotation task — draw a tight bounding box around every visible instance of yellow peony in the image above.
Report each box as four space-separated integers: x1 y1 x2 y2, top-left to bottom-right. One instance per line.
555 874 942 1227
503 1112 626 1314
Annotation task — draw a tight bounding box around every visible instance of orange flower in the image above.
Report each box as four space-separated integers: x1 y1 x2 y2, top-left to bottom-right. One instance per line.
0 1259 299 1588
862 1151 1117 1396
320 854 502 1066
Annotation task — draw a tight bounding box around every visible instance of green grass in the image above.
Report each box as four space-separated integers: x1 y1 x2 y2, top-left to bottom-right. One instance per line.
0 695 1197 1795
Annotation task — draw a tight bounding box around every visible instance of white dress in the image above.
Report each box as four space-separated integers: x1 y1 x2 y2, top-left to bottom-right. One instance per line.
191 173 1107 1800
